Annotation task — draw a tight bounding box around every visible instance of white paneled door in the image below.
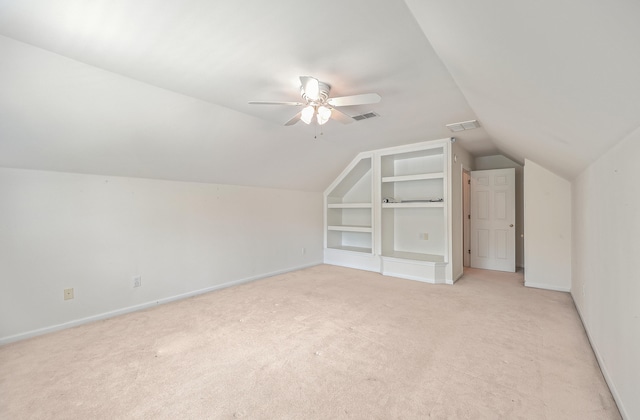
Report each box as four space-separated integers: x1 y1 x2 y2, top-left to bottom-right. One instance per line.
470 168 516 272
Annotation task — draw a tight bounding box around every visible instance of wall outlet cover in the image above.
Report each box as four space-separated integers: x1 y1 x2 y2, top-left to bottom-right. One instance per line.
133 276 142 288
64 288 74 300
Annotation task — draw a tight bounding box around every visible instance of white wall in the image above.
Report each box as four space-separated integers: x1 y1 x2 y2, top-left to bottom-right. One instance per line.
572 129 640 420
475 155 524 267
0 168 323 343
523 159 571 292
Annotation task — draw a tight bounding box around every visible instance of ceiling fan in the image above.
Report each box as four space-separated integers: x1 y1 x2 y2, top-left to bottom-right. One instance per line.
249 76 381 126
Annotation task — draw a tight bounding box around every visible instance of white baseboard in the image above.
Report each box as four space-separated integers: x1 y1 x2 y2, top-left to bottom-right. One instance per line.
524 281 570 292
323 249 381 272
451 270 465 284
382 271 447 284
571 294 628 419
0 262 321 346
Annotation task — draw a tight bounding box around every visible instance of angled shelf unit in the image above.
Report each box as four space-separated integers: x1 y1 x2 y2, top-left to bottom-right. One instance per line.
324 138 455 282
324 154 375 263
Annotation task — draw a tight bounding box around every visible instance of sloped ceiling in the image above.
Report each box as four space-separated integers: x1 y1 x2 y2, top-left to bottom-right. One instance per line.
405 0 640 179
1 1 638 190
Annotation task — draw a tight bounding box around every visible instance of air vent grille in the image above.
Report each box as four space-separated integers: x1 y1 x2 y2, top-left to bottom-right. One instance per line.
446 119 480 132
353 112 379 121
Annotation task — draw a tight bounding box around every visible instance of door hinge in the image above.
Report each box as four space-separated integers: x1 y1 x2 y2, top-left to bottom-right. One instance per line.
468 249 471 254
468 214 471 219
468 179 471 184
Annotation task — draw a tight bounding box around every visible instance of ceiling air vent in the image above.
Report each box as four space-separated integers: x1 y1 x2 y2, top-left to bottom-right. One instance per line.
446 119 480 132
353 112 379 121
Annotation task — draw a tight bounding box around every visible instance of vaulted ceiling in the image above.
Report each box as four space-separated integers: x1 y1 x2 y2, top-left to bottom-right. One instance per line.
1 1 638 191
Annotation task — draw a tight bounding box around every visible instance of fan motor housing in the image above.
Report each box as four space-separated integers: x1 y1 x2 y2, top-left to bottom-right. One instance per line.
301 82 331 103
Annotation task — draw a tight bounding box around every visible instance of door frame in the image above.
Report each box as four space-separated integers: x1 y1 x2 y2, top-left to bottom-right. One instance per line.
463 170 471 267
470 168 516 272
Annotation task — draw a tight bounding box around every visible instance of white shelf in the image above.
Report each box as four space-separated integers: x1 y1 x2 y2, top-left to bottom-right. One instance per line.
327 225 372 233
327 245 372 253
381 172 444 183
383 251 445 263
382 202 444 208
327 203 372 209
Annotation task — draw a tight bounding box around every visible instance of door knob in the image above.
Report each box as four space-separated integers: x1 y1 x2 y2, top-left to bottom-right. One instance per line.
509 224 514 227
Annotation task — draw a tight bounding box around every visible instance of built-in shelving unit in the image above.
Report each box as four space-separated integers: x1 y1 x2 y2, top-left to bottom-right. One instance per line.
382 250 445 262
324 139 454 282
382 202 443 208
325 155 373 257
380 146 446 271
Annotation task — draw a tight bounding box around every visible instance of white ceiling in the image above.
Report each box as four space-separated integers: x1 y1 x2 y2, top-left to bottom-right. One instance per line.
1 0 638 190
405 0 640 179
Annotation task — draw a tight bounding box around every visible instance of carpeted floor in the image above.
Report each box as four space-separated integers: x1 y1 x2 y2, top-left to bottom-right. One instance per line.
0 265 620 419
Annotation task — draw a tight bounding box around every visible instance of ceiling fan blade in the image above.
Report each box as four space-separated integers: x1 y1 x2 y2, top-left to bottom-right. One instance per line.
330 107 354 124
327 93 381 107
300 76 320 101
284 112 302 126
248 101 303 106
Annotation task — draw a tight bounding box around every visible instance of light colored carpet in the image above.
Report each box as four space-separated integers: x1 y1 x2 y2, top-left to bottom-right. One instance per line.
0 265 620 419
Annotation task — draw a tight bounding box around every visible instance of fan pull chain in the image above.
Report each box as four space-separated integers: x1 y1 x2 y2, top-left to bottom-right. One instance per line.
314 123 324 139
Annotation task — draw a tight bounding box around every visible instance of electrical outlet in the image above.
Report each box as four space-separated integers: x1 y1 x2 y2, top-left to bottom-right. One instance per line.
64 288 74 300
420 233 429 240
301 247 306 255
133 276 142 288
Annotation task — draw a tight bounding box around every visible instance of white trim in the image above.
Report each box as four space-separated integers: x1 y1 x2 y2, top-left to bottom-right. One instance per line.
381 172 444 183
374 137 450 156
327 203 372 209
323 249 381 272
382 271 446 284
452 270 464 283
323 151 372 196
0 262 321 346
524 281 570 292
572 294 628 419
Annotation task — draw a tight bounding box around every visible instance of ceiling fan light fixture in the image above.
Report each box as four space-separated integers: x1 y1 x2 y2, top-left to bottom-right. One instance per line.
301 105 315 124
249 75 381 127
303 78 320 101
317 106 331 125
